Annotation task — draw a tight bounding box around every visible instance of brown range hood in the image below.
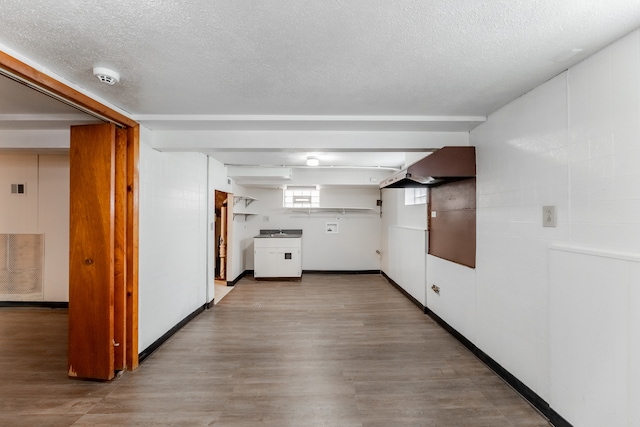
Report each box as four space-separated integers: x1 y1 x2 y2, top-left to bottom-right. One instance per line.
380 146 476 189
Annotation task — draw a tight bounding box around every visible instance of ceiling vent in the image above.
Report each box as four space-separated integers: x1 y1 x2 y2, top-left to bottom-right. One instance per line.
93 67 120 85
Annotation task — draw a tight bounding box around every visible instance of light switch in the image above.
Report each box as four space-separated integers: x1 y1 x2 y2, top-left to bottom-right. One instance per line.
543 205 556 227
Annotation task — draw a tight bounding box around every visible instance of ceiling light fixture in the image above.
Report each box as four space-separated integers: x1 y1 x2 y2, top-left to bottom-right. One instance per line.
93 67 120 85
306 157 319 166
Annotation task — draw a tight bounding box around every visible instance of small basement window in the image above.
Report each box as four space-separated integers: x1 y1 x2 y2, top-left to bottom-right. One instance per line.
405 187 427 205
283 186 320 208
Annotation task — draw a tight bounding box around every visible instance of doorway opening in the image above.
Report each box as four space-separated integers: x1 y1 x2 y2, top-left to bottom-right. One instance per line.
214 190 228 281
1 51 140 380
214 190 233 304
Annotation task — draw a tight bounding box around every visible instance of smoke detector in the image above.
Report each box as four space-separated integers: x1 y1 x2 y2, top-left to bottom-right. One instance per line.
93 67 120 85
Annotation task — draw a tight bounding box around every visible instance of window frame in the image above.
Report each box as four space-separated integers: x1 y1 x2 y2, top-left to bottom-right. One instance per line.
404 187 427 205
283 186 320 208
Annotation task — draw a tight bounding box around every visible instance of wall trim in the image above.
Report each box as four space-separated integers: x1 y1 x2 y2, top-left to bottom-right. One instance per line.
227 270 251 286
0 301 68 308
303 269 381 275
138 304 206 363
424 307 570 426
380 272 570 427
380 271 425 311
549 408 573 427
238 270 381 283
550 242 640 263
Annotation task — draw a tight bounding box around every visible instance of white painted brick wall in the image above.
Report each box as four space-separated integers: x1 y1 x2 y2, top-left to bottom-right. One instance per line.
568 30 640 251
464 29 640 419
471 70 569 400
139 132 209 350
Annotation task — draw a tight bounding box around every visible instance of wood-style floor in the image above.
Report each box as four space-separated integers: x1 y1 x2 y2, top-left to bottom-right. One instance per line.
0 274 550 426
214 280 234 305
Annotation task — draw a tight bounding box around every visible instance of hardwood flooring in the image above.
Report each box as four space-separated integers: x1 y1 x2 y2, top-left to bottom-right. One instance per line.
214 280 234 305
0 274 550 426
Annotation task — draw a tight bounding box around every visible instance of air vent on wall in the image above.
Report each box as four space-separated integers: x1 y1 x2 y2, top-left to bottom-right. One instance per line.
10 183 26 195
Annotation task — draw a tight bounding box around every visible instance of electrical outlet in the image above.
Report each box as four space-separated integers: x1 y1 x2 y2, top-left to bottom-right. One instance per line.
543 205 556 227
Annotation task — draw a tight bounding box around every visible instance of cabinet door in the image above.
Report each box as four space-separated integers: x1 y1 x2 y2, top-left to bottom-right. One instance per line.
277 248 300 277
254 247 278 277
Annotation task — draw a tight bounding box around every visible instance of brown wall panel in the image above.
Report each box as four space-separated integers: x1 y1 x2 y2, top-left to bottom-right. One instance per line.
410 146 476 179
429 178 476 268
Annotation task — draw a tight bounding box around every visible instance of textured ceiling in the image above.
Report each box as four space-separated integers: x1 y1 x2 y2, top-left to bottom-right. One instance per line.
2 0 640 168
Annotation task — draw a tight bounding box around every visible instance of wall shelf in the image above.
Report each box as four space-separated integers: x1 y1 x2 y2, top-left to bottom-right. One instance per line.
285 207 377 216
233 195 257 208
233 196 258 220
233 212 258 220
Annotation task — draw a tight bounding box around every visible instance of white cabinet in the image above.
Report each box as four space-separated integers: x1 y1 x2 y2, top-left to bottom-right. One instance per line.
254 246 278 277
254 237 301 278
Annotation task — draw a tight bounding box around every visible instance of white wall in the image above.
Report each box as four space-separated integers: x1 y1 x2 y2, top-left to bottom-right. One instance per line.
0 153 69 301
549 246 639 427
471 72 569 401
237 185 382 272
382 29 640 426
38 155 70 301
0 155 39 231
379 185 429 301
386 225 427 305
138 128 209 350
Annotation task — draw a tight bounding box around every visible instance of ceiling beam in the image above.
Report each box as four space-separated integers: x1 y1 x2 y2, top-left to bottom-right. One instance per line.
134 114 486 132
151 130 470 153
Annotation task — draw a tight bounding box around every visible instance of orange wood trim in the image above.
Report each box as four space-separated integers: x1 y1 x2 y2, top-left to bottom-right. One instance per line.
113 128 128 370
68 123 116 380
126 125 140 370
0 49 137 128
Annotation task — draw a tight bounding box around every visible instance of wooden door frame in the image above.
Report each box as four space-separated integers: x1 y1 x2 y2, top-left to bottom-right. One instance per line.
0 50 140 372
214 190 229 281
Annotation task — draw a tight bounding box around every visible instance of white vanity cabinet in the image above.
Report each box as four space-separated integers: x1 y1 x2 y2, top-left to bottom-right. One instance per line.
254 237 301 278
